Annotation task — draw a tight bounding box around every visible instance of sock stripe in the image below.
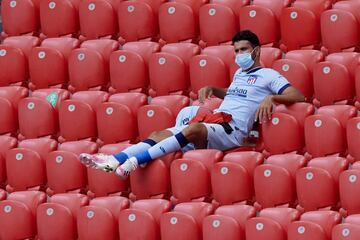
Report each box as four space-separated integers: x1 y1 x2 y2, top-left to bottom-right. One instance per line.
175 132 190 148
142 139 157 146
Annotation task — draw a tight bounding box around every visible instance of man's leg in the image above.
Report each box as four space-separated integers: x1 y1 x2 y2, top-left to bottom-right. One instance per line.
79 130 173 171
116 123 208 178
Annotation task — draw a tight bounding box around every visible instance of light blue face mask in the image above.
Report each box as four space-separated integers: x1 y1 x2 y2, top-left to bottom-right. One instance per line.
235 47 257 71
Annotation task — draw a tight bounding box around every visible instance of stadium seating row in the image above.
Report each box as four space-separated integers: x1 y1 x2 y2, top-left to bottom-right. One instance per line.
1 0 360 53
1 190 360 240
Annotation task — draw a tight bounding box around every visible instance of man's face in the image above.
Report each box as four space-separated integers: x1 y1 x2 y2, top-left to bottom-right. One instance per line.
233 40 259 60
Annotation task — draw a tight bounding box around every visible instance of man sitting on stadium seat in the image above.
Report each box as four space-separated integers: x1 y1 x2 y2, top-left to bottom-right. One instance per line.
79 30 305 179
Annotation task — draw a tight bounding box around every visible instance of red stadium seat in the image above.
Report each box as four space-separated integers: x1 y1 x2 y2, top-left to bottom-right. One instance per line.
118 0 158 43
161 202 214 240
246 208 300 240
262 112 304 155
29 37 80 90
0 136 17 186
213 0 249 14
211 151 264 206
6 138 57 192
18 89 70 140
260 47 282 68
1 0 40 37
347 117 360 163
288 211 341 240
79 0 118 40
340 169 360 216
37 193 89 240
137 95 189 139
77 196 129 240
203 205 256 240
356 67 360 109
254 154 307 209
58 91 109 142
253 0 291 19
0 86 28 135
0 36 40 86
0 191 46 240
202 45 238 78
87 143 130 198
239 5 280 46
0 189 5 200
332 215 360 240
68 39 119 92
272 59 313 100
119 199 171 240
285 49 324 74
296 156 348 211
322 0 360 54
275 102 315 129
304 105 357 158
148 43 200 97
137 0 166 15
39 0 80 38
199 3 238 47
109 41 161 93
46 140 97 196
159 2 198 44
280 7 321 52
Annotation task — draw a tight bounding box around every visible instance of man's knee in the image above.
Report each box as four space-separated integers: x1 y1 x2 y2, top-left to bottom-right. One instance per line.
182 123 207 142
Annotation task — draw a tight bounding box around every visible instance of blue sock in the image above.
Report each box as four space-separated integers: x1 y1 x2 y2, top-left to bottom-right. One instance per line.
113 139 157 164
134 132 189 165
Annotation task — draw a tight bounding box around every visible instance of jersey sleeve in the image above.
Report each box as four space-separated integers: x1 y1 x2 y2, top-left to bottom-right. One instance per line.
269 73 291 95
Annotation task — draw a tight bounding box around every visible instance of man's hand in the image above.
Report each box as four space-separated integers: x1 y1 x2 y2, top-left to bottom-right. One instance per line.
255 95 274 123
198 86 213 103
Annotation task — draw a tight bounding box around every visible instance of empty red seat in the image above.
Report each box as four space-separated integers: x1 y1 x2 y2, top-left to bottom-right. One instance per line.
77 196 129 240
275 102 315 129
203 205 255 240
280 6 321 52
46 140 97 196
253 0 291 19
170 149 223 204
305 105 357 158
254 154 307 209
288 211 341 240
239 5 279 46
137 95 190 139
119 199 171 240
18 89 70 140
161 202 214 240
356 66 360 109
29 37 80 90
149 43 200 97
260 47 282 68
0 191 46 240
332 214 360 240
1 0 40 37
321 1 360 54
58 91 109 142
118 0 158 43
347 117 360 163
199 3 238 47
340 169 360 216
0 36 40 86
79 0 118 40
68 39 119 92
109 41 161 93
296 156 348 211
272 59 313 100
212 151 264 206
40 0 80 38
87 143 130 198
0 136 17 186
6 138 57 192
262 112 304 155
285 49 324 74
0 86 28 135
37 193 89 240
246 208 300 240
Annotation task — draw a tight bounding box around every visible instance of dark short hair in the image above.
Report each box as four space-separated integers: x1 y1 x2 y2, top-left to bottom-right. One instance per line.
232 30 260 47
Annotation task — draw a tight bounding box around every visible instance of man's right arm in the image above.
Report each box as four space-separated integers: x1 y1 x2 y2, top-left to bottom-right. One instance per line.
198 86 228 103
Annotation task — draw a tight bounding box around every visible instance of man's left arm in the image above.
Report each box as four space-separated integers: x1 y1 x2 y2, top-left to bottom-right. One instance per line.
255 86 305 123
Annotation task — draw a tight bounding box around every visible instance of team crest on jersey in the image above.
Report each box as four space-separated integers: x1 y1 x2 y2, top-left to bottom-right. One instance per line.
247 76 257 85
